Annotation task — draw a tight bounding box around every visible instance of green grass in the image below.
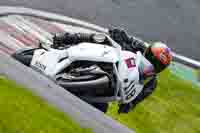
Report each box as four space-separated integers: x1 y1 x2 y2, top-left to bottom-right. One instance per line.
0 76 92 133
197 69 200 81
107 70 200 133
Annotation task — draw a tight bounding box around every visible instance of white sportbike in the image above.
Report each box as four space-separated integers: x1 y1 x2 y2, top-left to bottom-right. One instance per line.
12 34 148 106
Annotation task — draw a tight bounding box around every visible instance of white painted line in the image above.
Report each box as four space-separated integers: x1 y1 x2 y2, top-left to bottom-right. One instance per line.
0 6 108 33
26 16 65 33
0 17 39 47
53 22 99 34
172 52 200 67
0 43 13 54
6 15 51 44
0 49 6 55
14 15 53 41
0 20 36 47
0 30 24 50
1 17 28 34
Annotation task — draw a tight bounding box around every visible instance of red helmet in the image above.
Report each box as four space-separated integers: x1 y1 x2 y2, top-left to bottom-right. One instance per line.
144 42 172 73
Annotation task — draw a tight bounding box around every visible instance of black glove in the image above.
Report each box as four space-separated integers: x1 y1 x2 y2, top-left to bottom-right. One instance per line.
109 28 148 53
53 34 63 44
109 28 131 44
109 28 141 52
52 33 68 48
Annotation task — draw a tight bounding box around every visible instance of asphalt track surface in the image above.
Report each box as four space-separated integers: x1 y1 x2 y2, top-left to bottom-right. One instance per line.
0 0 200 61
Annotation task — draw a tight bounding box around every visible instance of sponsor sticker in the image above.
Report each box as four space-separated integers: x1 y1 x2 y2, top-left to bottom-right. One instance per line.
34 61 46 71
125 58 136 68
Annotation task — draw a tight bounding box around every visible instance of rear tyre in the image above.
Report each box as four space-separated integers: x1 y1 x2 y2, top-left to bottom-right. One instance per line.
90 102 109 113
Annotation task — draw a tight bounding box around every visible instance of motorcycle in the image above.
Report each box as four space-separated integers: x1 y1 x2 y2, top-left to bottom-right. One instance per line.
12 34 145 111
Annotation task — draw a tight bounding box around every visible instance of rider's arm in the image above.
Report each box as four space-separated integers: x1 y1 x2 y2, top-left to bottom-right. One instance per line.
118 76 157 113
109 28 147 53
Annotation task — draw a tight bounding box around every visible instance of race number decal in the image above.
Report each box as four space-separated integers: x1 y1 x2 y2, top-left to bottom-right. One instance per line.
125 58 136 68
125 81 136 100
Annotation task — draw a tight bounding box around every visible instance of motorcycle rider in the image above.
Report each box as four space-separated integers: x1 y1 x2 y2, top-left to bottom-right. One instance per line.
53 28 172 113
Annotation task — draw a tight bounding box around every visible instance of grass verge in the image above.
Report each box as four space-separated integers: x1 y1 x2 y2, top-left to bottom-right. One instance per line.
107 70 200 133
0 75 92 133
197 69 200 81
